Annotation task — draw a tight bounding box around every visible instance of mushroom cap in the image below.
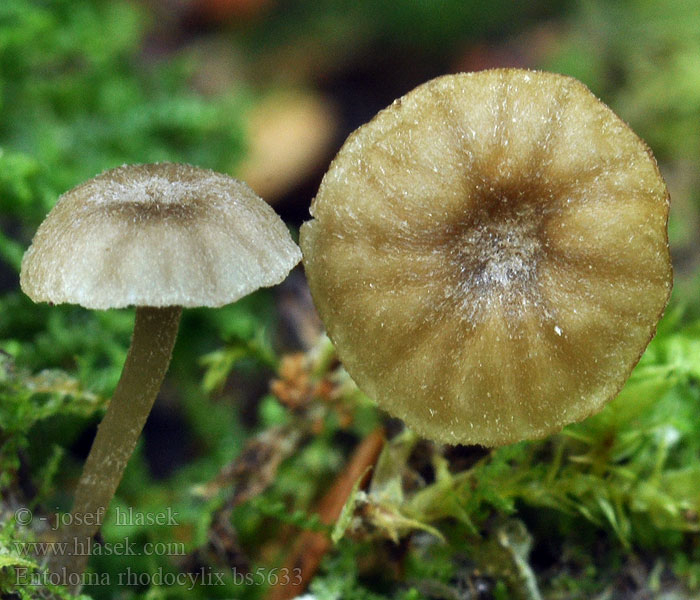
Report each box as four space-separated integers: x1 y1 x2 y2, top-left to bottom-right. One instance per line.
21 163 301 309
300 69 672 447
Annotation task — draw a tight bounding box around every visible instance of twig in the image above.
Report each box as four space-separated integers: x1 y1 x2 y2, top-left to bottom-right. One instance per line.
266 427 385 600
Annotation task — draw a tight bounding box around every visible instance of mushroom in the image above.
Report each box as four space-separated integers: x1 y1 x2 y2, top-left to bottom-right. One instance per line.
300 69 672 447
20 162 301 581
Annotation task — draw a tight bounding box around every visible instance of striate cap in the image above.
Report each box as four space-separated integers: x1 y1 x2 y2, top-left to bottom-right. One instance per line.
21 162 301 309
300 69 672 447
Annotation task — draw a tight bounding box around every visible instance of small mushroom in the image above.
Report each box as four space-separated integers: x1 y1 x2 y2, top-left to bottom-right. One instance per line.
300 69 672 447
20 162 301 580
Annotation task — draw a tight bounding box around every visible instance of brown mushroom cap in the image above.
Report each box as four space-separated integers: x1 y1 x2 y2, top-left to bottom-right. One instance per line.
300 69 672 447
21 163 301 309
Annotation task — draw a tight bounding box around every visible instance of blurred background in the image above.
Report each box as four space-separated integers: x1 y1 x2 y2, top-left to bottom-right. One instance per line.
2 0 699 292
1 1 700 599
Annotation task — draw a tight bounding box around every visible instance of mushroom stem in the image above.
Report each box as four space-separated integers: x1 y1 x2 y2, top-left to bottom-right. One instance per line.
50 306 182 586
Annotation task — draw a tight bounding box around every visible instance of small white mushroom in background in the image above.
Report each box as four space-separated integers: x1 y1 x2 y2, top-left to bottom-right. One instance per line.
300 69 672 448
20 162 301 586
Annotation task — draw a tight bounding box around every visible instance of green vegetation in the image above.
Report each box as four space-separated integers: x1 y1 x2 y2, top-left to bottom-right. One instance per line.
1 0 700 598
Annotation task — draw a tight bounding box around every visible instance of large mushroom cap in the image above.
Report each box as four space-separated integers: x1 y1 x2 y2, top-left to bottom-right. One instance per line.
21 163 301 309
300 69 672 447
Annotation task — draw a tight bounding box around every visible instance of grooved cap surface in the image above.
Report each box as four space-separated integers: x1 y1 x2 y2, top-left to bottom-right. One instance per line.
300 69 672 447
21 163 301 309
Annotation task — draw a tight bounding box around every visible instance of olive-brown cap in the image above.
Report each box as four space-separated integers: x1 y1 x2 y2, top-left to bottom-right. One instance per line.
21 163 301 309
301 69 672 447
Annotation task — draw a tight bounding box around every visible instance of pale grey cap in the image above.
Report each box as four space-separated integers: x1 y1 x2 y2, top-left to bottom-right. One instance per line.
20 163 302 309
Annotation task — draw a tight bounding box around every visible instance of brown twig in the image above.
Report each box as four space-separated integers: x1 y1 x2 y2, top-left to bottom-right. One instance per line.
266 427 385 600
